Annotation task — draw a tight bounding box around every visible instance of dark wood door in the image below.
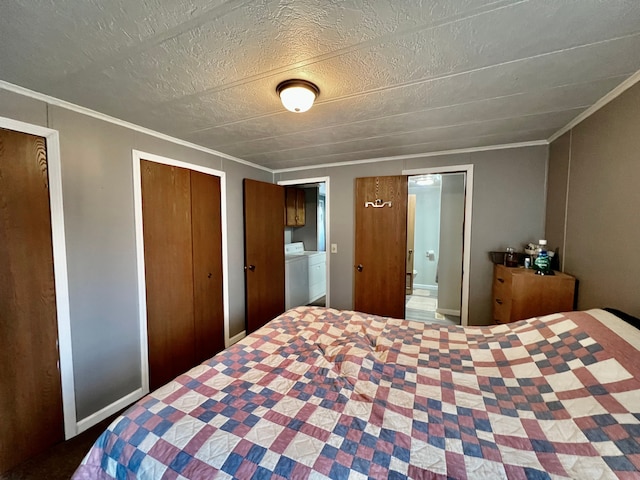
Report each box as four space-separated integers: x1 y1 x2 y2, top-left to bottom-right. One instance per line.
190 171 225 362
243 179 285 333
0 128 64 474
354 176 408 318
141 160 196 390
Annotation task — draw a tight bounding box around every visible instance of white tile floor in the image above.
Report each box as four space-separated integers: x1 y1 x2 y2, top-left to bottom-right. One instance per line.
405 288 459 326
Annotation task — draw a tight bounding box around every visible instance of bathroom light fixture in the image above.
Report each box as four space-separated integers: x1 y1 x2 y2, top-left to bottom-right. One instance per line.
276 79 320 113
416 175 435 186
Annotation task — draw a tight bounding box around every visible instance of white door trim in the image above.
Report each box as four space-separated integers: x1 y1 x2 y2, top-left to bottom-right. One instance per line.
132 150 231 397
403 165 474 327
277 176 331 308
0 116 77 439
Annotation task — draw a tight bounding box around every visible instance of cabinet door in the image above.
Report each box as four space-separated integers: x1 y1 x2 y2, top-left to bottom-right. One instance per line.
295 188 306 225
510 271 575 321
541 278 575 313
285 187 306 226
285 187 297 226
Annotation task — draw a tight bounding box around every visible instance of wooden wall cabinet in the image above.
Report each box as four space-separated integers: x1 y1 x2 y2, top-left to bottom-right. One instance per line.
285 187 305 226
492 264 576 324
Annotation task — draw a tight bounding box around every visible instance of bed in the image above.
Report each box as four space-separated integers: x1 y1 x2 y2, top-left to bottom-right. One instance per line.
72 307 640 479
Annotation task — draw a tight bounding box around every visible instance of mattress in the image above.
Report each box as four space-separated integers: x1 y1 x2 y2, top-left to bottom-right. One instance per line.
72 307 640 479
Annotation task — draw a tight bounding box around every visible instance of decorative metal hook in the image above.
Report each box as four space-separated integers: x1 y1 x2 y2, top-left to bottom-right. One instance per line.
364 198 392 208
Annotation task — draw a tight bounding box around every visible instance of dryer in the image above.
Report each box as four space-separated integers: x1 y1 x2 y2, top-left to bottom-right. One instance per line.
285 243 308 310
285 242 326 307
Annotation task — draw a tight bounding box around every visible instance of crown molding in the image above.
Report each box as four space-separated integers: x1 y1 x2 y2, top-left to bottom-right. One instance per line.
548 69 640 143
0 80 272 173
1 80 556 175
272 140 548 173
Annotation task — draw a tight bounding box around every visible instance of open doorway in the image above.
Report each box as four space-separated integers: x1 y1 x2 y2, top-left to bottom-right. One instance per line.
405 171 468 326
278 177 330 310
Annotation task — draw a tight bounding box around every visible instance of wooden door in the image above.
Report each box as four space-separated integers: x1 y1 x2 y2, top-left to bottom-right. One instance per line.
354 176 408 319
190 171 225 363
0 128 64 474
243 179 285 333
406 194 416 294
141 161 196 390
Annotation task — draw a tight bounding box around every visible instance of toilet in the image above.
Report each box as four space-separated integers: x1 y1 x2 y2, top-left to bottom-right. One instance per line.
407 270 418 293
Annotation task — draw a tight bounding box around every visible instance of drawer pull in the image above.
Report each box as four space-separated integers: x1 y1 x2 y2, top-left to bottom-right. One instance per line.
495 299 503 305
497 278 504 283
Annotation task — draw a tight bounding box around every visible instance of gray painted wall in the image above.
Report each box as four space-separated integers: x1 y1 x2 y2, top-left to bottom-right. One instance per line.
409 185 440 287
276 146 548 325
0 84 549 422
545 132 571 266
546 82 640 317
0 88 271 421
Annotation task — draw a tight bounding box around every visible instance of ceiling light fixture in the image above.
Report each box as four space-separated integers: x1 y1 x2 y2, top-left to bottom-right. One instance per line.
276 79 320 113
416 175 435 186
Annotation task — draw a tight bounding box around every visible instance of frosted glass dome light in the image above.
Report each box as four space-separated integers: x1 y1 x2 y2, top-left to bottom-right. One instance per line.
276 79 320 113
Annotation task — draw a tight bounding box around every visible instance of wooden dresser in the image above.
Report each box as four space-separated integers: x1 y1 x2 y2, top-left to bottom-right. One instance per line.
492 264 576 324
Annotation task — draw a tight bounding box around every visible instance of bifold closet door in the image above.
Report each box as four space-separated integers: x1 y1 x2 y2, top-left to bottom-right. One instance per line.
141 161 196 390
190 171 224 363
0 128 64 474
141 161 225 390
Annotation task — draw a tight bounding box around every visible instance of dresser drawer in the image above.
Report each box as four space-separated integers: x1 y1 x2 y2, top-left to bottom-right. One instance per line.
492 269 511 299
492 265 512 323
491 263 576 324
493 296 512 323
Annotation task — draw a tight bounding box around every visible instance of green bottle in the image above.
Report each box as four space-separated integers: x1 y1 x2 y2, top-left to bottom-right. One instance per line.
534 239 552 275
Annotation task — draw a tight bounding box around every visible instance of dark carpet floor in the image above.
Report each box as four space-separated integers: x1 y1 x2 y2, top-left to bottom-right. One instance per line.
0 414 118 480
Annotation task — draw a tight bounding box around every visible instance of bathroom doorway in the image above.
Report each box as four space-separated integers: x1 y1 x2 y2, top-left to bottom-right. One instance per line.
405 171 468 326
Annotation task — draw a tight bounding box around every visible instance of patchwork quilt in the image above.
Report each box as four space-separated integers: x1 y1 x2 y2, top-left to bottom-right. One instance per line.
72 307 640 479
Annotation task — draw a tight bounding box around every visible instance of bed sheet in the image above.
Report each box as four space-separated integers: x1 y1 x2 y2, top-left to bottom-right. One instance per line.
73 307 640 479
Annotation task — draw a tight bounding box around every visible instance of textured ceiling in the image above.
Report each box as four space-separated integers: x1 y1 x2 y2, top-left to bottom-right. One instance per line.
1 1 640 170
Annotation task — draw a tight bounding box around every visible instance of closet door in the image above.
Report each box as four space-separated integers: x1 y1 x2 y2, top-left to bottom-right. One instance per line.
0 128 64 474
191 171 224 363
141 161 195 390
354 175 408 318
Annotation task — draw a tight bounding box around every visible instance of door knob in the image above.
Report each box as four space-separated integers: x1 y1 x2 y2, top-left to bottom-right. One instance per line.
245 265 256 271
356 264 363 272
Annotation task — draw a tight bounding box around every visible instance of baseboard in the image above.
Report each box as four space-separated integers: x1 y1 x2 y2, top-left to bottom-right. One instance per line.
227 330 246 348
436 308 460 316
75 388 146 435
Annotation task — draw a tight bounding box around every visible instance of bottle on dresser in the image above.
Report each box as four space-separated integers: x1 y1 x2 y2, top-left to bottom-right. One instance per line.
533 239 553 275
